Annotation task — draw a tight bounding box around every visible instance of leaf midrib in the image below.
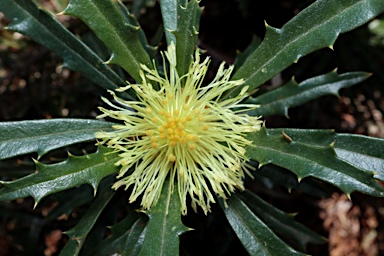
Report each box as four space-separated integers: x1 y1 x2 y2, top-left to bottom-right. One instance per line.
253 143 375 189
229 199 272 255
5 155 119 191
0 127 113 144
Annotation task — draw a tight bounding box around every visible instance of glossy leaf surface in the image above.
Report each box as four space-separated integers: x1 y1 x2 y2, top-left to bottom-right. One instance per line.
63 0 152 82
115 0 156 58
238 190 325 250
0 119 114 160
248 71 370 117
139 179 189 256
88 214 146 256
335 134 384 181
171 0 202 77
0 146 119 204
266 129 384 181
253 164 333 198
0 0 128 94
226 0 384 98
62 186 115 254
221 195 306 256
247 127 384 197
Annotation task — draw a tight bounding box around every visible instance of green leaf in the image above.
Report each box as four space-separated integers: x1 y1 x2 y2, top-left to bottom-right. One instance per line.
60 179 116 255
220 195 307 256
174 0 202 77
165 0 202 77
139 178 189 256
115 0 157 58
60 239 81 256
0 0 129 95
267 128 335 147
160 0 179 45
63 0 152 82
234 35 262 72
87 213 147 256
246 127 384 197
253 164 333 198
46 185 94 221
121 219 147 256
226 0 384 98
64 187 115 241
266 129 384 181
0 146 119 204
248 71 370 117
334 134 384 181
238 190 325 251
0 119 114 160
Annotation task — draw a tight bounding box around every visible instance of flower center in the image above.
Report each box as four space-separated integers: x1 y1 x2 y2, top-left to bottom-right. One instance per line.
145 97 210 162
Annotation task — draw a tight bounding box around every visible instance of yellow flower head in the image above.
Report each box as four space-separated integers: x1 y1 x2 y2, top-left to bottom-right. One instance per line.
96 43 262 215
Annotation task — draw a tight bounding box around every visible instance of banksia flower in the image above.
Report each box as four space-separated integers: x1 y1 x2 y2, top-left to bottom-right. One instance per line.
96 43 262 215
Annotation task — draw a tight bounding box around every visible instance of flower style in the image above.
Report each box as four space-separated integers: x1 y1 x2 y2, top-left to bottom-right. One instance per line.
95 43 262 215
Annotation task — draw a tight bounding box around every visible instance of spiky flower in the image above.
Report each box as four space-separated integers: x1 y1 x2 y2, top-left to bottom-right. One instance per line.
96 43 262 215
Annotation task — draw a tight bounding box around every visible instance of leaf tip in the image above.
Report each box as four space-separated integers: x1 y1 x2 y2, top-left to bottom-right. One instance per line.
328 45 334 51
281 130 293 142
128 24 141 31
92 187 98 197
297 176 303 183
33 200 39 209
346 193 351 201
284 108 290 119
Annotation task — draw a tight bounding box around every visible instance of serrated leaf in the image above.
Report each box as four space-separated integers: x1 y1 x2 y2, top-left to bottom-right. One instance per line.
248 71 370 117
253 164 333 198
0 146 119 204
58 176 116 255
225 0 384 98
121 219 147 256
63 0 152 83
174 0 202 77
0 0 130 96
64 186 115 240
246 127 384 197
87 213 146 256
115 0 157 58
0 119 114 160
160 0 179 45
266 129 384 181
220 195 307 256
238 190 325 251
234 35 262 72
334 134 384 181
267 128 335 147
139 178 189 256
60 239 81 256
167 0 202 77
